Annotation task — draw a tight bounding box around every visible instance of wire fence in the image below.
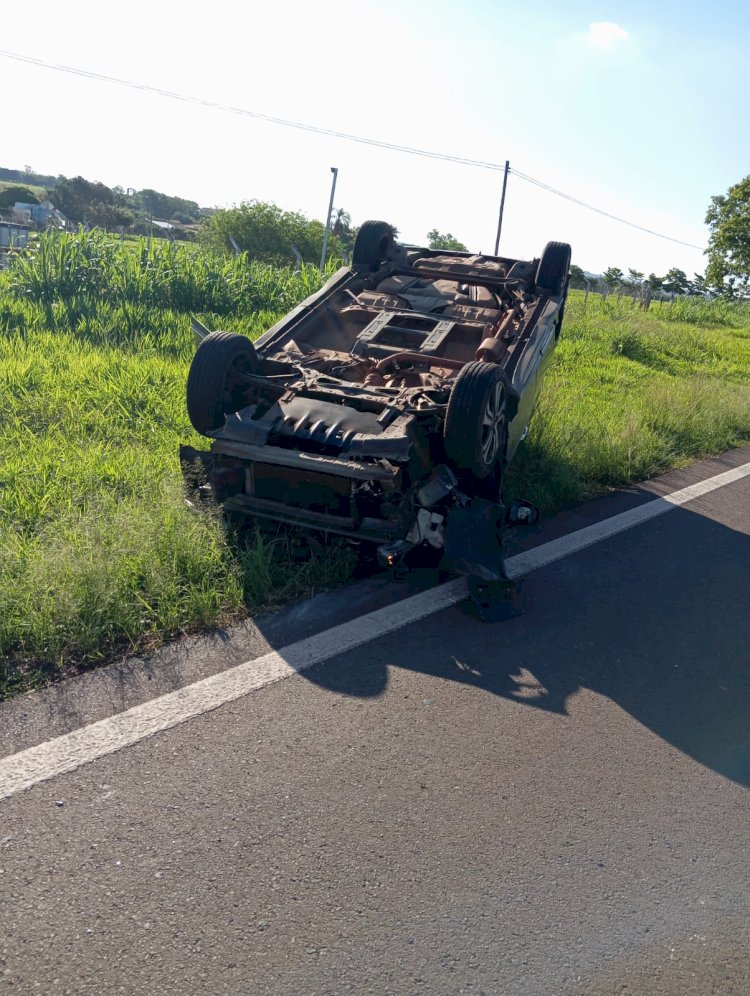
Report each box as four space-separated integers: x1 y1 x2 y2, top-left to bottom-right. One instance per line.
570 280 750 326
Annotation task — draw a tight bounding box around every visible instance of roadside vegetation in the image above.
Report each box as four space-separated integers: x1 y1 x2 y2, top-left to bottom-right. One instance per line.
1 231 749 697
504 292 750 508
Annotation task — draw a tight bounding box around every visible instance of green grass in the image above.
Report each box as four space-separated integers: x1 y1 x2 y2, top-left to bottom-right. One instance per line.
504 291 750 508
0 232 349 698
1 231 749 697
6 227 325 315
0 180 47 199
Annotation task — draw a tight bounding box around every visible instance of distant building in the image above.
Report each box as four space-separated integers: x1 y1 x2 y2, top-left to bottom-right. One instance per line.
0 221 29 248
12 199 68 229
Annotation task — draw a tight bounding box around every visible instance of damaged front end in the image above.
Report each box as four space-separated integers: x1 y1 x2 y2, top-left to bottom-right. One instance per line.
181 387 513 586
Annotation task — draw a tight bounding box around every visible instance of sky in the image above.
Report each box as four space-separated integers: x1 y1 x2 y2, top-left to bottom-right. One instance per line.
1 0 749 276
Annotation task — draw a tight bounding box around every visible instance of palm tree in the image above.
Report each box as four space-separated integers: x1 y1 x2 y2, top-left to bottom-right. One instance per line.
331 208 351 238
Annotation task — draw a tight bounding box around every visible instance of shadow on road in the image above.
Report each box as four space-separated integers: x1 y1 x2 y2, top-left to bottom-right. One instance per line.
295 502 750 787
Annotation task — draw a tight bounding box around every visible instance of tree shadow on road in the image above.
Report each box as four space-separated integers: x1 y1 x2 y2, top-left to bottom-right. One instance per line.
297 502 750 787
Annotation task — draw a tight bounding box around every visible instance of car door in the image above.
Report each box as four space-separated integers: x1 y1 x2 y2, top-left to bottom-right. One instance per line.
506 299 559 462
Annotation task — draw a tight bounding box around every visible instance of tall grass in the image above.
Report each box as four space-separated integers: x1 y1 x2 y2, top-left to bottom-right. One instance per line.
505 291 750 507
7 228 326 316
659 295 750 327
0 314 356 696
1 239 750 695
0 234 343 696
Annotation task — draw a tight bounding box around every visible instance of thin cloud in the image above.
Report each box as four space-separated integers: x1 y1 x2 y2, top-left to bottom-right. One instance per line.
586 21 629 49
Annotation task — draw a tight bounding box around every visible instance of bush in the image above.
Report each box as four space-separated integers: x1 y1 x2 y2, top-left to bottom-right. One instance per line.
199 200 347 265
0 185 40 209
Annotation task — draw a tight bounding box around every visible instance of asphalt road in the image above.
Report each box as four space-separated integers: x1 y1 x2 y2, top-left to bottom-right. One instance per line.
1 450 749 995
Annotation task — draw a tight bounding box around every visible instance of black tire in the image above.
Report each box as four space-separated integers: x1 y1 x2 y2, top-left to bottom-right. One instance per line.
443 362 508 480
536 241 572 296
352 220 396 270
186 331 260 435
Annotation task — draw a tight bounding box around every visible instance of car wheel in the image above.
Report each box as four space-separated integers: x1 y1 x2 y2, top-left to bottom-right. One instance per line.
186 331 260 435
536 241 572 296
352 220 396 270
444 362 508 480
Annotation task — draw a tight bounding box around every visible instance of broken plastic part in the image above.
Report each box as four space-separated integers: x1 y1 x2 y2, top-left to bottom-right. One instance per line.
507 499 540 526
377 538 415 572
406 508 445 549
417 465 458 508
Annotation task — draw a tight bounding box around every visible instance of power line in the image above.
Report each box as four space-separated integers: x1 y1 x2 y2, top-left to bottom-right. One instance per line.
0 49 502 172
511 168 704 251
0 48 706 252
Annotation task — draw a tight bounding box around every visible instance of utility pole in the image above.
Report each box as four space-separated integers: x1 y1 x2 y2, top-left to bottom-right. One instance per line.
493 160 510 256
320 167 339 271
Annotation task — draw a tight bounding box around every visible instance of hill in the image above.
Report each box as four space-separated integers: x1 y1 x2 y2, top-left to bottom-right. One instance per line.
0 166 57 188
0 165 212 229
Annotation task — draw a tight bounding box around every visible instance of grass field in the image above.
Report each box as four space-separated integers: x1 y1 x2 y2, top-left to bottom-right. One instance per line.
504 292 750 508
1 232 749 698
0 180 48 199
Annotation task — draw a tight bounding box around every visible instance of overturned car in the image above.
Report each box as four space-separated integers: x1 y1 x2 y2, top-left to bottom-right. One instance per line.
181 222 571 597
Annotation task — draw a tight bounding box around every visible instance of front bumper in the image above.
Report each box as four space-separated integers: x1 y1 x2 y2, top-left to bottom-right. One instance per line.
180 443 512 586
179 443 407 542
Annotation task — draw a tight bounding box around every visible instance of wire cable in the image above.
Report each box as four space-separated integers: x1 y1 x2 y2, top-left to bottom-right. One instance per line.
0 48 706 251
511 168 704 250
0 49 503 172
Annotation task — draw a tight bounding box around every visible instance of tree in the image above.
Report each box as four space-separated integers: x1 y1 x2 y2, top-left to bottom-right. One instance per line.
568 263 586 286
627 268 644 287
87 201 135 229
427 229 468 252
49 176 117 224
661 268 689 295
602 266 624 288
132 188 201 223
689 272 708 296
705 175 750 290
199 201 347 265
171 210 196 225
331 208 357 254
647 273 663 291
331 208 350 236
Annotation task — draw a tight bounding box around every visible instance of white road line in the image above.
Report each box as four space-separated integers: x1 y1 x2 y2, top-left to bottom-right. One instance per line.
506 461 750 578
1 460 749 802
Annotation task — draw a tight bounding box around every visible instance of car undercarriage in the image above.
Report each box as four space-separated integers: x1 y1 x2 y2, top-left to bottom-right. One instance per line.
181 221 571 615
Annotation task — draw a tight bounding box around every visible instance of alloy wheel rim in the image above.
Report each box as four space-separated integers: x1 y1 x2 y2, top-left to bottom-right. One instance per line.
481 381 505 466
